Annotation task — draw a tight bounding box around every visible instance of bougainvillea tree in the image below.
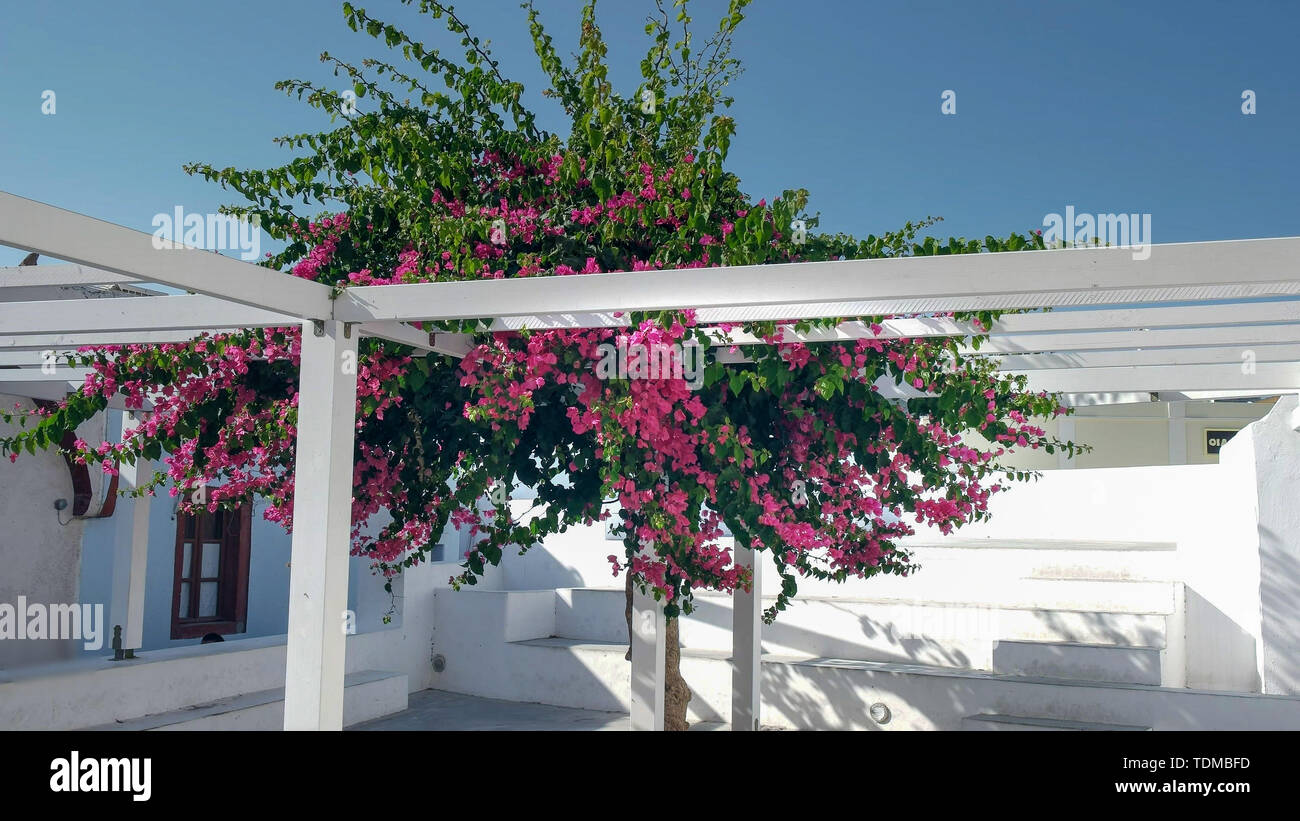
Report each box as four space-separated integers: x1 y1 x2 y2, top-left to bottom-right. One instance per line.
1 0 1079 728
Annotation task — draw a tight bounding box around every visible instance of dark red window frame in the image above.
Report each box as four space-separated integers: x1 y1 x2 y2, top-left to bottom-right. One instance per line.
170 497 252 640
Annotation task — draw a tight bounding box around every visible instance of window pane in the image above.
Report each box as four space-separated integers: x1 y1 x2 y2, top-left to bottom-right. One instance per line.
183 515 195 539
182 543 192 578
201 510 224 539
201 542 222 578
199 582 219 618
178 582 191 618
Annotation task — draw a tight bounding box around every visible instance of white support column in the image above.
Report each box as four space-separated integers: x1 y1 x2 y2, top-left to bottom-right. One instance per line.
629 583 666 731
1168 400 1188 465
284 320 359 731
731 543 762 731
109 410 151 652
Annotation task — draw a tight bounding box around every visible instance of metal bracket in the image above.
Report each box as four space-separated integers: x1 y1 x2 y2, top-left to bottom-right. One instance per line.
344 322 355 339
312 320 325 337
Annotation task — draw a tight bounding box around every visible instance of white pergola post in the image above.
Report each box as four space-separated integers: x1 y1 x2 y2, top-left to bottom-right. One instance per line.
284 320 359 731
731 543 762 730
629 582 666 731
108 410 151 653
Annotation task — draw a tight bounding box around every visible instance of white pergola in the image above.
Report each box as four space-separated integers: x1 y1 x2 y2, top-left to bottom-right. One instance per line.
3 189 1299 730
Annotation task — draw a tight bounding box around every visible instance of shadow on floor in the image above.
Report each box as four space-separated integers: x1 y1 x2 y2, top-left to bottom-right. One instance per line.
351 689 758 731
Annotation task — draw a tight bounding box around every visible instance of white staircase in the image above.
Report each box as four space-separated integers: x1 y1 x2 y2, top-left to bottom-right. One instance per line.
429 538 1300 730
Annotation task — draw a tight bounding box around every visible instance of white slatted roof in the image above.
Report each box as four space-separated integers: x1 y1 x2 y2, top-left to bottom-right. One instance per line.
2 191 1299 400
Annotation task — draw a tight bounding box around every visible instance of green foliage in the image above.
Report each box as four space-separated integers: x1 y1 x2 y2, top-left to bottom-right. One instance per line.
2 0 1082 620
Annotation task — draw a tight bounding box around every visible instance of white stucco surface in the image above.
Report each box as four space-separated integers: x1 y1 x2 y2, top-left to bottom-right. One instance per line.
0 393 89 668
1216 395 1300 695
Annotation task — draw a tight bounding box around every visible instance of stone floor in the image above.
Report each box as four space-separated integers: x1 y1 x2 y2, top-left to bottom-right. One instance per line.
350 689 733 731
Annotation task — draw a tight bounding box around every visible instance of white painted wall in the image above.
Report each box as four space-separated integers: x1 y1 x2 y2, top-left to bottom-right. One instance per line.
73 424 476 657
1214 395 1300 695
961 398 1270 470
497 465 1220 594
0 393 90 669
477 397 1300 697
0 549 489 729
1 386 1288 724
428 586 1300 730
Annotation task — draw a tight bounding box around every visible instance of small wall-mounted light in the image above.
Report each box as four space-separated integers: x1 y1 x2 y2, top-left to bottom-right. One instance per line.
869 702 892 725
53 498 71 526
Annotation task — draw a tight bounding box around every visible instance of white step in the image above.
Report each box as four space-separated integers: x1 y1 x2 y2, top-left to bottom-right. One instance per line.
552 587 1175 661
901 538 1178 582
809 578 1177 614
993 640 1162 685
82 670 408 730
962 713 1151 731
439 638 1300 731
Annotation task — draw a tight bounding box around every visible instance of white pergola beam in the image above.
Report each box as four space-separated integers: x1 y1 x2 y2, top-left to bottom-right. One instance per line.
489 300 1300 337
689 293 1300 324
417 316 1300 365
0 367 93 382
0 294 295 335
1164 390 1286 401
716 319 1300 353
971 323 1300 355
358 321 475 357
0 352 63 367
1017 362 1300 393
0 191 335 319
336 237 1300 323
1060 392 1160 406
992 301 1300 334
1001 344 1300 371
0 380 151 409
0 380 78 402
0 264 143 288
359 321 433 352
0 331 244 351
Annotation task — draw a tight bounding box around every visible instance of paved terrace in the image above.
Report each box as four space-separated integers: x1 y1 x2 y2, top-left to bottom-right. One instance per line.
351 689 753 731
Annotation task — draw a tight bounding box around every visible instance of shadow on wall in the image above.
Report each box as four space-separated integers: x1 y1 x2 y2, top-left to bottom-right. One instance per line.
760 659 897 731
500 541 593 591
1259 525 1300 694
0 394 88 671
682 596 979 670
1185 587 1260 692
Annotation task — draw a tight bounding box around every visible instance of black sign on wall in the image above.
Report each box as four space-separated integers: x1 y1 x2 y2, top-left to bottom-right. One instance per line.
1205 429 1240 455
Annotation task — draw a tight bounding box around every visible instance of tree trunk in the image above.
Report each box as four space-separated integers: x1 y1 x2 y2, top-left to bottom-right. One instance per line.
663 617 691 730
625 572 692 730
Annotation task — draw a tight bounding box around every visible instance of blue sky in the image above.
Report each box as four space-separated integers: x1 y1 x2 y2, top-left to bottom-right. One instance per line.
1 0 1296 268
